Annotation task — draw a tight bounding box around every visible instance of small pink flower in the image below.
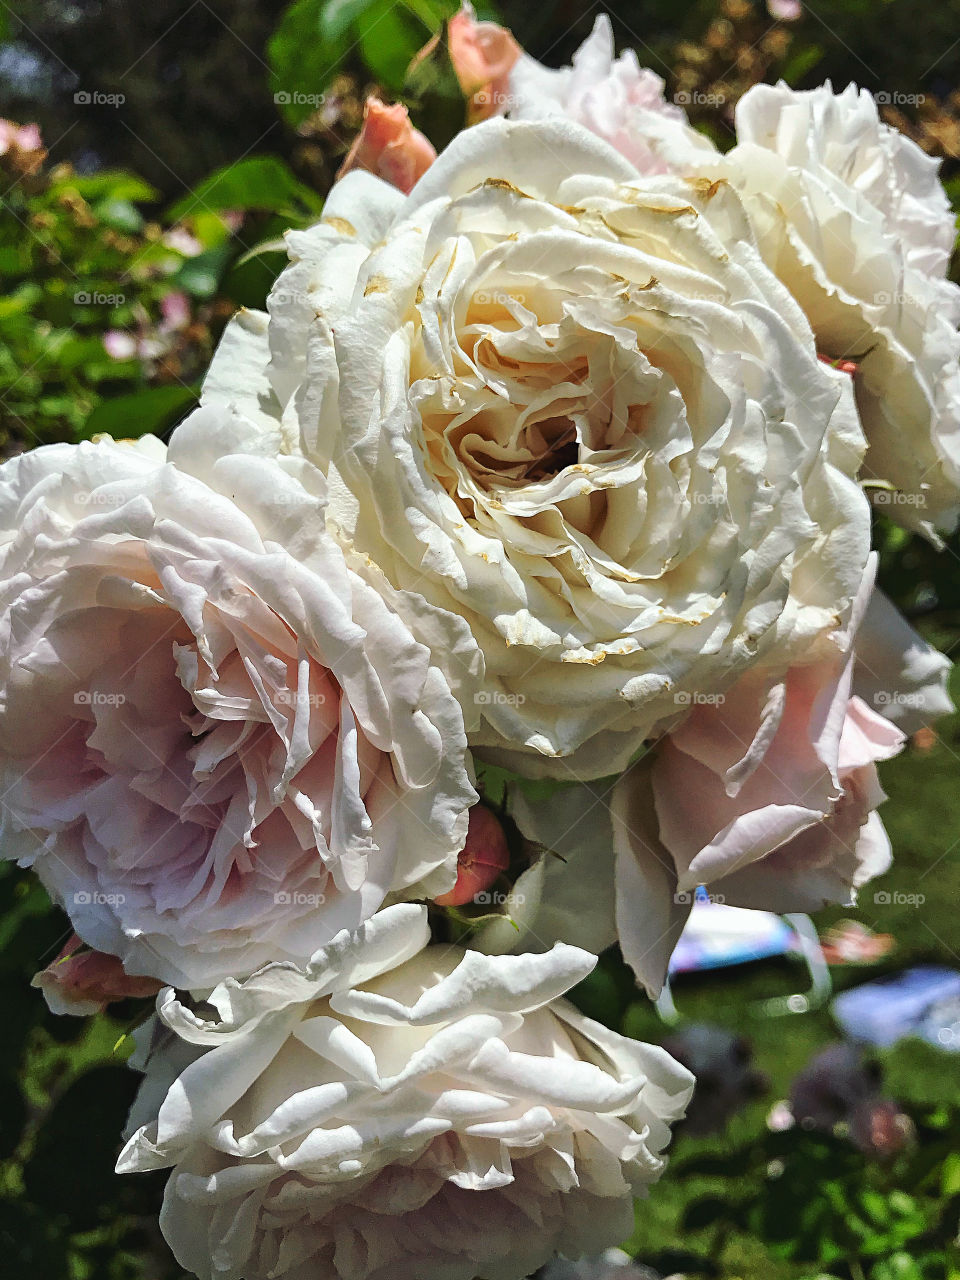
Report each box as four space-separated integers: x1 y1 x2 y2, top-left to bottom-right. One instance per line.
33 934 162 1016
159 289 191 332
102 330 139 361
338 97 437 194
447 4 521 121
434 803 510 906
767 0 802 20
0 119 43 158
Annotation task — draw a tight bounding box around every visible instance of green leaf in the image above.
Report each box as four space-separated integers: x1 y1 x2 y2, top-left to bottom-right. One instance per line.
357 0 428 93
91 197 145 233
268 0 350 126
168 157 322 221
51 171 159 203
170 242 236 298
320 0 378 42
82 384 199 440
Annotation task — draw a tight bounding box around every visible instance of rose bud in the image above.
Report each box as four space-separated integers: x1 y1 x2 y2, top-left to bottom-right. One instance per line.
337 96 437 194
33 935 162 1017
434 803 510 906
447 4 521 122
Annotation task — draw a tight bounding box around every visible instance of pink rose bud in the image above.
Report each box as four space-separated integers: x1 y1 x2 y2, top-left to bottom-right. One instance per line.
32 934 162 1016
337 97 437 195
434 803 510 907
447 4 521 122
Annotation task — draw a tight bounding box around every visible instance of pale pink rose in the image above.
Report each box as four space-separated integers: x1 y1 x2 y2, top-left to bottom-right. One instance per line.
0 409 476 990
611 557 906 994
447 3 521 121
338 96 437 194
506 15 717 173
32 934 162 1016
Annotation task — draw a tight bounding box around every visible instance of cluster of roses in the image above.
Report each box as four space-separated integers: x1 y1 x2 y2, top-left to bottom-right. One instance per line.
2 10 957 1280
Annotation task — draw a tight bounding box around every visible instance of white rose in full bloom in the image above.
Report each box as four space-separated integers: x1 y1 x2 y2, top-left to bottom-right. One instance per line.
118 904 693 1280
715 82 960 538
504 15 718 175
0 412 475 988
227 116 872 777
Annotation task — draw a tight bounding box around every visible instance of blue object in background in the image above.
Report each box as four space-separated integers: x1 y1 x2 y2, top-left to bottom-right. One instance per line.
832 966 960 1049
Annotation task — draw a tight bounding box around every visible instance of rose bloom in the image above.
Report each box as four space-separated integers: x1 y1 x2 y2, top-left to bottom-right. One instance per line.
712 82 960 538
118 904 693 1280
232 115 872 777
489 556 951 993
0 410 475 988
504 15 717 175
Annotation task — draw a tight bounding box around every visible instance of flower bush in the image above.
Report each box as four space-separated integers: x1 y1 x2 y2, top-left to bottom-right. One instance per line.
1 4 959 1280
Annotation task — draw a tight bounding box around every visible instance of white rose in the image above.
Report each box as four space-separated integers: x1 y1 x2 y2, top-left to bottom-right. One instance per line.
505 15 718 175
0 413 475 989
716 82 960 538
118 904 693 1280
233 116 873 778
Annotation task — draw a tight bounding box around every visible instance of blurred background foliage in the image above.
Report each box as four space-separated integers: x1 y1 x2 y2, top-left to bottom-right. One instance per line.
1 1 959 1277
